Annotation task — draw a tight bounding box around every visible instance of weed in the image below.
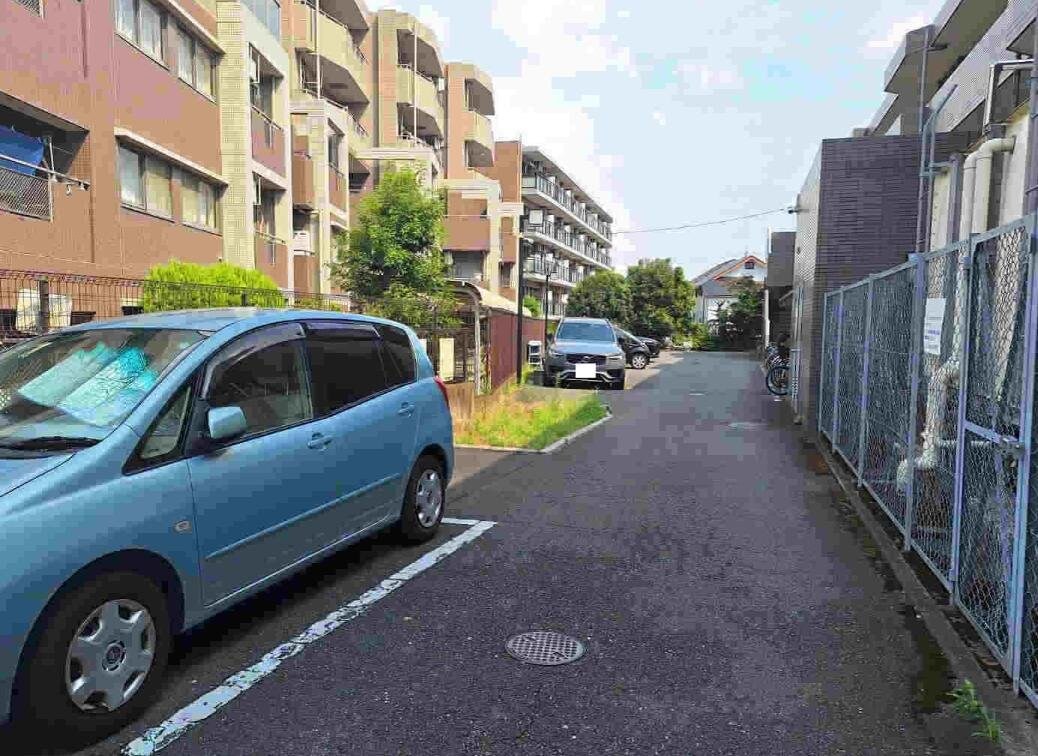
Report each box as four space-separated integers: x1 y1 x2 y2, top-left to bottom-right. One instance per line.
455 393 607 450
949 680 1001 744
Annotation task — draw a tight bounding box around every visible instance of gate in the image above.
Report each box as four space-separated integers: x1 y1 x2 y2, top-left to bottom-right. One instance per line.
956 217 1036 672
815 214 1038 708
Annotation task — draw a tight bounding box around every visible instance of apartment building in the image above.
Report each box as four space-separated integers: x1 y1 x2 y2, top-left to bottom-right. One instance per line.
286 0 374 294
518 147 614 318
867 0 1036 248
0 0 226 278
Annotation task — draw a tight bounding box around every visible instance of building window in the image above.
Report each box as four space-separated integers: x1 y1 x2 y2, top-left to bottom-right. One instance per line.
745 260 755 270
117 0 166 64
176 27 215 99
182 172 218 230
119 145 172 218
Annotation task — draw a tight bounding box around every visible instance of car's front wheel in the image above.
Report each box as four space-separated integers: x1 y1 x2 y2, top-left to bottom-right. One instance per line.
14 571 171 747
399 455 446 543
630 353 649 370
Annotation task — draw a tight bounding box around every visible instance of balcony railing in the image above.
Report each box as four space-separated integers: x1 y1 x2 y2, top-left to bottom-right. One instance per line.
328 164 348 211
524 259 583 285
251 107 286 175
254 231 289 288
521 174 613 241
0 162 51 220
244 0 281 38
522 221 610 268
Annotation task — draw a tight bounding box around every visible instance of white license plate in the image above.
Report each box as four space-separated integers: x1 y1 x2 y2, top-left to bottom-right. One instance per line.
575 363 596 379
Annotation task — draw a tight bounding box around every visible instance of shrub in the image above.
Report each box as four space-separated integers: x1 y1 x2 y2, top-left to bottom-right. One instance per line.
141 261 284 312
522 295 542 318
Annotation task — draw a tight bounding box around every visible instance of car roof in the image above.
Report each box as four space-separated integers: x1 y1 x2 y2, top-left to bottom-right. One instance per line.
560 317 611 325
58 308 402 335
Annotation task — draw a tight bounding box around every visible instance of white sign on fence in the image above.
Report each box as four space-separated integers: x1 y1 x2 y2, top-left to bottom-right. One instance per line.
923 298 946 356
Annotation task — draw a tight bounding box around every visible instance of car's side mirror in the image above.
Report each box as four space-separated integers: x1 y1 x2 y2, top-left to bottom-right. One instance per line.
207 406 247 442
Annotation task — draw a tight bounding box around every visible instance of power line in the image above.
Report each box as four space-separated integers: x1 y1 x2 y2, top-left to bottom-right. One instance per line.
613 207 792 235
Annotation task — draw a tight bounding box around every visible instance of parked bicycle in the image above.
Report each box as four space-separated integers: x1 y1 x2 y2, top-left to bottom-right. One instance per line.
762 341 790 396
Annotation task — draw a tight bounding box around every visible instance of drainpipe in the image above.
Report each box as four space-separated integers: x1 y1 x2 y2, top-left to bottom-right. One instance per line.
1026 12 1038 214
970 136 1016 235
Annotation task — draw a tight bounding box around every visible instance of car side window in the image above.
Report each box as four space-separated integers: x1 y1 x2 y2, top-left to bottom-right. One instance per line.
125 382 194 472
305 324 389 416
206 336 312 437
379 324 417 387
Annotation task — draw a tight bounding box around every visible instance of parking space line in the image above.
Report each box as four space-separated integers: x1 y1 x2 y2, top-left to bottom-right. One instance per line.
122 519 497 755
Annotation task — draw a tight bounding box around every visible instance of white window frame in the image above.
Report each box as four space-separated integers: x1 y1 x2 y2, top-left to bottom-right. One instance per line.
118 145 172 219
116 0 167 65
177 25 216 100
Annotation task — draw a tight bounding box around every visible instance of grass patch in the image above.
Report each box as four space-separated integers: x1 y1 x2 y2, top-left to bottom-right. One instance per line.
950 680 1001 744
456 391 608 450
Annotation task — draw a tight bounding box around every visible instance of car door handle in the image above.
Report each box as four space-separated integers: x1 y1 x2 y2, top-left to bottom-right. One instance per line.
307 433 334 450
397 403 416 417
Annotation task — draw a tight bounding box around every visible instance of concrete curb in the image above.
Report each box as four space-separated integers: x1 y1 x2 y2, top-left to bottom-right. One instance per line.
818 442 1038 755
454 406 613 456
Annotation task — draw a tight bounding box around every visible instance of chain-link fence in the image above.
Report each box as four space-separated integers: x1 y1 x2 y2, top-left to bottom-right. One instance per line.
818 215 1038 710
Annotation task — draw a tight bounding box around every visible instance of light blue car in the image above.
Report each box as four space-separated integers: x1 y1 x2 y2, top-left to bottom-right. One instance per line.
0 308 453 745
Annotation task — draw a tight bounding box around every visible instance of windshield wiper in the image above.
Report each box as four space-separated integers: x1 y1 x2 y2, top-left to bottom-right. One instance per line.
0 436 101 451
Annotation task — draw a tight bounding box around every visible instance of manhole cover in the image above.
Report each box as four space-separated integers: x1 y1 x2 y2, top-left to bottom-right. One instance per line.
505 631 586 666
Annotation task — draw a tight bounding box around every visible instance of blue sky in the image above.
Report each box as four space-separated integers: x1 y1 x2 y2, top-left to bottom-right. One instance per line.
368 0 944 277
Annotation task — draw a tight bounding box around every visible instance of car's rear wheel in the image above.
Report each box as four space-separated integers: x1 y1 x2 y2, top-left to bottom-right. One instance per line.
14 571 171 747
399 455 445 543
630 353 649 370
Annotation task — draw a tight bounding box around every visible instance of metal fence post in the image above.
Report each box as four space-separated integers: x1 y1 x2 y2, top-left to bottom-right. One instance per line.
950 240 974 603
831 290 844 445
1010 214 1038 691
857 279 874 486
904 256 926 553
818 294 830 436
37 279 49 334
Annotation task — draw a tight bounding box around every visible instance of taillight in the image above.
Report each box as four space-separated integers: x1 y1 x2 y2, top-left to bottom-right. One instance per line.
434 375 450 409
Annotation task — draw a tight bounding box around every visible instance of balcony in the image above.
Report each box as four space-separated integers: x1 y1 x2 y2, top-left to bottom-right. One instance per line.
445 215 490 251
521 174 612 244
293 252 319 294
0 161 51 220
396 64 444 138
295 1 370 105
522 221 610 270
254 231 289 288
291 136 315 209
463 110 494 168
328 164 348 212
251 108 286 176
523 258 583 288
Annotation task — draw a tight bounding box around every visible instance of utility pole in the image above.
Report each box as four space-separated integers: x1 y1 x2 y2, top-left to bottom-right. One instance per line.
515 244 525 384
763 227 771 348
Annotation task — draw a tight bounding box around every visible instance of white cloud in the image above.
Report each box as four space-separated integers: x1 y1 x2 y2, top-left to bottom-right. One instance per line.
416 4 449 48
651 111 667 127
863 15 926 57
617 9 631 19
489 0 638 266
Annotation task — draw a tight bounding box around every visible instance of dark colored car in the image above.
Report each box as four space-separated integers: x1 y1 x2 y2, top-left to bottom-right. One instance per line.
635 336 661 358
613 327 652 370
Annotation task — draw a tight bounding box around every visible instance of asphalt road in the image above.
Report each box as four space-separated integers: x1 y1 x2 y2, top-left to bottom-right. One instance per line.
15 351 993 755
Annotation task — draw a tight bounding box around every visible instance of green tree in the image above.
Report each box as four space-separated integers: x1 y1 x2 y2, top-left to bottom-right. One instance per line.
329 167 449 298
141 260 284 312
328 166 457 329
625 258 695 338
522 294 542 318
565 270 631 323
713 277 763 347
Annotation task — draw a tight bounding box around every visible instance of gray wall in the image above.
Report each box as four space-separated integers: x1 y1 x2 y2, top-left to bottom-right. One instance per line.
793 133 969 428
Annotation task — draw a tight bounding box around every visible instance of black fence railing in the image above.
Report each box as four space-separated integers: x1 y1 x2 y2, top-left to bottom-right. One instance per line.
0 269 478 383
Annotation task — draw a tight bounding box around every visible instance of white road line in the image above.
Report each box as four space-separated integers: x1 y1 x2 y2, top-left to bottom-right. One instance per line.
122 519 496 755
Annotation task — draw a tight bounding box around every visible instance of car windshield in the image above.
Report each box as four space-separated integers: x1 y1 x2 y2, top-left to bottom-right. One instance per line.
0 328 205 448
555 322 616 342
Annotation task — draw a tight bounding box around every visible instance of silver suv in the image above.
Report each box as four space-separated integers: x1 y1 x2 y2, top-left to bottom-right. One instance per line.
544 317 627 390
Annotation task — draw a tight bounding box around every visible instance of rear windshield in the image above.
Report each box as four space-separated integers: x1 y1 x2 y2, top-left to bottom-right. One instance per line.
555 322 615 342
0 328 204 444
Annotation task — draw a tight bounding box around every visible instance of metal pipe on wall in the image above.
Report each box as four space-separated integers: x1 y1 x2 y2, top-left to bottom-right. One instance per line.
1026 11 1038 214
